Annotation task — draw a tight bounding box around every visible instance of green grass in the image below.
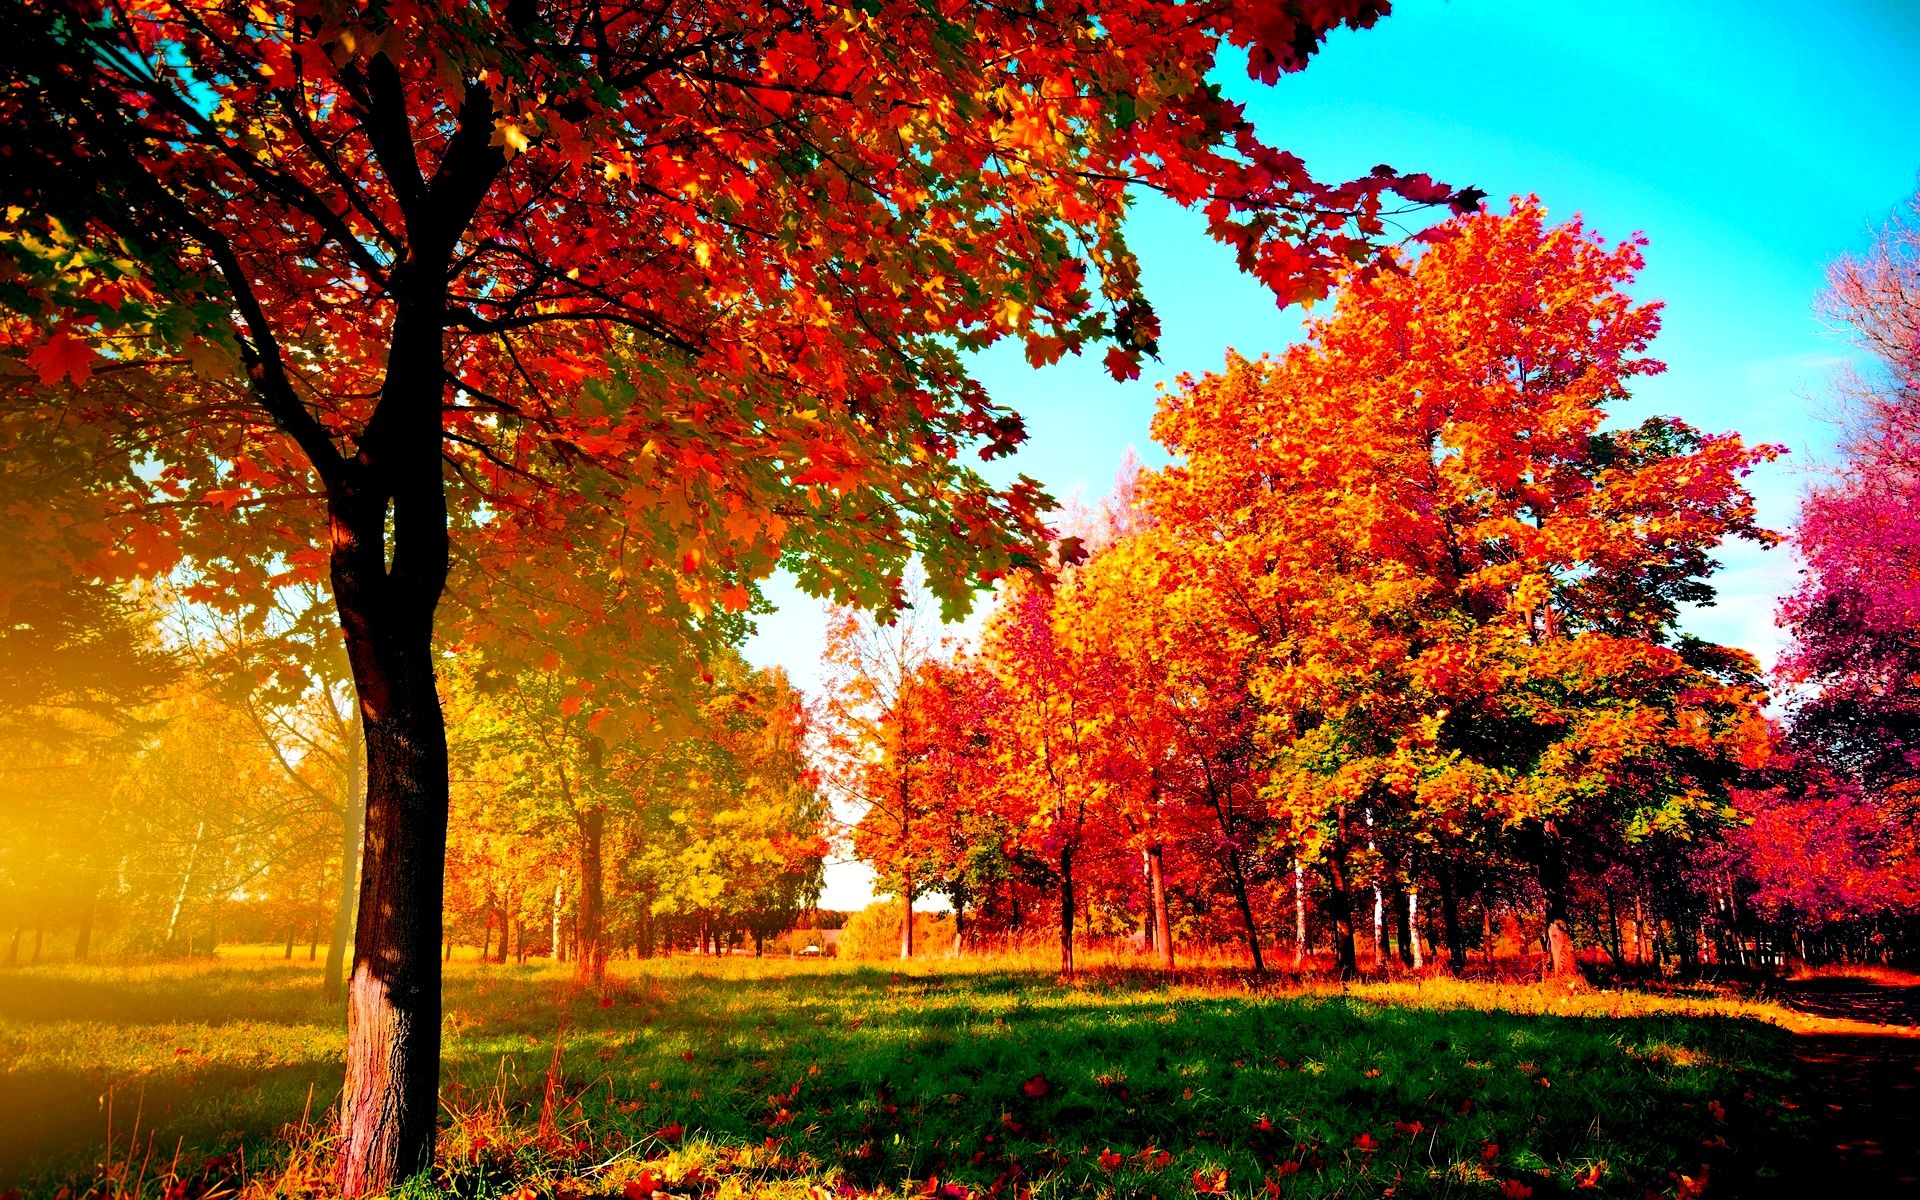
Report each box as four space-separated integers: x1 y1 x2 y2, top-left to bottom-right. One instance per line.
0 953 1805 1198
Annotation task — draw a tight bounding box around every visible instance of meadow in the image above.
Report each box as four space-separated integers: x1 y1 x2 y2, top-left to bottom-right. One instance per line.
0 951 1814 1200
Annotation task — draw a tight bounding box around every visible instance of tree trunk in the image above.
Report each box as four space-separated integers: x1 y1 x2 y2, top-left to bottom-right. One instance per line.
331 432 456 1194
325 739 366 1003
1058 845 1076 978
74 890 95 962
1224 846 1266 974
1603 889 1625 967
576 808 606 985
1323 844 1359 980
480 917 492 963
2 927 16 967
1293 859 1308 971
899 868 914 960
1438 867 1467 975
1406 886 1423 969
1536 830 1581 981
166 818 206 947
285 926 296 960
1148 844 1173 970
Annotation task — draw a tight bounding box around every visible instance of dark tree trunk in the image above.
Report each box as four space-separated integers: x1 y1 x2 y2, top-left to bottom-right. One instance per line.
900 867 914 960
74 891 95 962
330 313 456 1192
1323 842 1359 980
1392 884 1416 967
285 926 296 960
576 807 606 985
1224 846 1266 974
1438 866 1467 975
1603 889 1625 967
1536 830 1581 981
1058 845 1076 978
480 917 492 963
325 743 366 1003
1148 844 1173 970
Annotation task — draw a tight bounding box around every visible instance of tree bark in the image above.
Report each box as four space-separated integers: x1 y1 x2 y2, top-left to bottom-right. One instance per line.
1147 844 1173 970
576 807 606 985
334 622 450 1195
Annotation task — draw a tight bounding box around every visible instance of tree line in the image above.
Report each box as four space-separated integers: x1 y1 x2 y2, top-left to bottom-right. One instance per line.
831 197 1920 981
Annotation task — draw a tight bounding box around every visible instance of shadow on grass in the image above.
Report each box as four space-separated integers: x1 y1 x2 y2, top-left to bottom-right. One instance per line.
3 962 1805 1199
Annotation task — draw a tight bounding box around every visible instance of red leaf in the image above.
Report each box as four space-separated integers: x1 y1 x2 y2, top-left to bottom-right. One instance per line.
27 329 94 387
1019 1073 1051 1099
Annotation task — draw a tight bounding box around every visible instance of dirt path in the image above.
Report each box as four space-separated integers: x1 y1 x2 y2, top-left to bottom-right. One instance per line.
1761 978 1920 1195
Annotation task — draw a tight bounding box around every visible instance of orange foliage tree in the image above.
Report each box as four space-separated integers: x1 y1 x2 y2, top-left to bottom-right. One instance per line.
1148 199 1777 978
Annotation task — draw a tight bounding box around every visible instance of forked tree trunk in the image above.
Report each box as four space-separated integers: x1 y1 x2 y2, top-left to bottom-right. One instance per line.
576 807 606 985
1147 844 1173 970
330 348 456 1193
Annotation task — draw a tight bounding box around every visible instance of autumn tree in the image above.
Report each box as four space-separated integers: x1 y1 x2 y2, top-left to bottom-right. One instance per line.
1150 200 1776 979
1769 185 1920 951
0 1 1468 1184
822 599 946 959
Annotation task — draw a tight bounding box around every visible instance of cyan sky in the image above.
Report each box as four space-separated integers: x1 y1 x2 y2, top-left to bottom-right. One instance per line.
745 1 1920 907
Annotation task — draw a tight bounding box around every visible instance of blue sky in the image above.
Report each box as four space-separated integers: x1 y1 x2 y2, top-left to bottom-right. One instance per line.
745 0 1920 908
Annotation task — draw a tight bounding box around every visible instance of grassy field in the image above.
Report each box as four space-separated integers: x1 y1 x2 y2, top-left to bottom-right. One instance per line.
0 950 1810 1199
